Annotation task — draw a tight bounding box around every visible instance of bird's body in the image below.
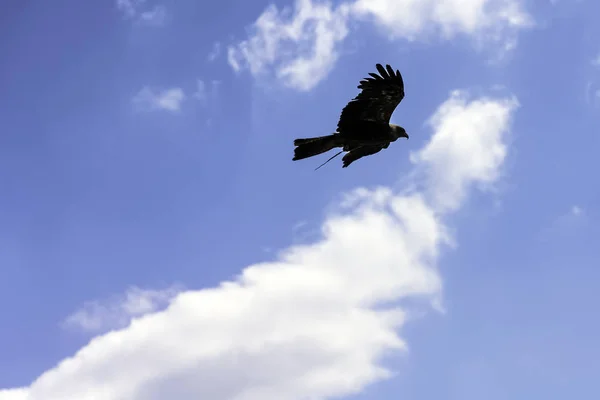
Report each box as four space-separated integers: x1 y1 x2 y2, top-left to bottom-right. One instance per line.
293 63 408 168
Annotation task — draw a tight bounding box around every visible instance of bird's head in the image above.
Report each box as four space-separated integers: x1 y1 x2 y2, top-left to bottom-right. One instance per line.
390 124 409 140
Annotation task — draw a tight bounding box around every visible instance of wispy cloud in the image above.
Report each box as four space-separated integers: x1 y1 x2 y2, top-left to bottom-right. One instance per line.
539 204 587 242
137 5 167 26
0 90 518 400
571 205 583 217
585 56 600 107
193 80 207 103
207 42 221 62
116 0 167 26
63 286 182 333
116 0 140 18
228 0 532 90
192 79 220 104
132 86 186 112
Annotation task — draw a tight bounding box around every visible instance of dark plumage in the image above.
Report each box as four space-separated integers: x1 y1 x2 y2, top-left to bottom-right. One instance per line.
293 63 408 169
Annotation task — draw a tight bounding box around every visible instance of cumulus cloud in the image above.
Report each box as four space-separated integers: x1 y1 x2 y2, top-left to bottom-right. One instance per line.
63 286 181 333
132 86 186 112
0 91 518 400
228 0 532 90
0 390 27 400
411 91 517 212
352 0 529 40
228 0 352 91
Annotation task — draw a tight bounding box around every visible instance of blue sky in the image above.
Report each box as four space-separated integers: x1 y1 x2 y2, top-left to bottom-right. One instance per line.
1 0 599 399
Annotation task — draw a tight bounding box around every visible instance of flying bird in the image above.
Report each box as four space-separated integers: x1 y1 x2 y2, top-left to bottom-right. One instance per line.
293 63 408 169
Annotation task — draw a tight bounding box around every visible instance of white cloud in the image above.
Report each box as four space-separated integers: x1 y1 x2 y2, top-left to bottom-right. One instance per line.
411 90 518 212
117 0 167 26
352 0 530 40
0 390 27 400
132 86 186 112
63 286 181 333
228 0 351 91
228 0 531 90
0 91 517 400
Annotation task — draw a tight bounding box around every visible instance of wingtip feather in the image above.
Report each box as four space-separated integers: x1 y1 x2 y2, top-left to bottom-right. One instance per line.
385 64 395 76
375 63 387 78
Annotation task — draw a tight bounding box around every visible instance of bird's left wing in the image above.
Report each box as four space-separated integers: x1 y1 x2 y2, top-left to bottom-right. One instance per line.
337 64 405 132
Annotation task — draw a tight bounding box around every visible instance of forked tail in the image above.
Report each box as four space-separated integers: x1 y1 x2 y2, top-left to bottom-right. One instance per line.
293 134 341 161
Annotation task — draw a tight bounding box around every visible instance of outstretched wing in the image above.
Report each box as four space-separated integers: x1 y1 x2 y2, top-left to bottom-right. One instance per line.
337 64 405 132
342 144 388 168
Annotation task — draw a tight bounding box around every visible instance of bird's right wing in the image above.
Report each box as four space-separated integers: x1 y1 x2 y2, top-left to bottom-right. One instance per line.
342 144 386 168
337 64 405 133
